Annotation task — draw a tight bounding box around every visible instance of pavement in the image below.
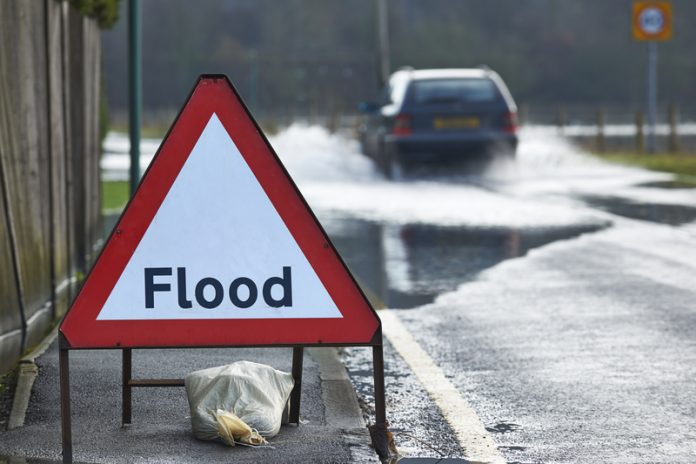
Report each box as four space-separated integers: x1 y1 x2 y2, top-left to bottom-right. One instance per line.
0 333 379 463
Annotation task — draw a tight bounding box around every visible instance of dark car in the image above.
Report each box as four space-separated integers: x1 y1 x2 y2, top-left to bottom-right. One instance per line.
359 67 518 175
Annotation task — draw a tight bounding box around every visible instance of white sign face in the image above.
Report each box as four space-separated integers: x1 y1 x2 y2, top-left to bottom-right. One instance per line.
98 114 342 320
639 7 665 35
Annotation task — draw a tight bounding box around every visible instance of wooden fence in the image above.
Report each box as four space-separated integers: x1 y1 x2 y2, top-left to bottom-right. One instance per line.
0 0 102 374
519 103 696 153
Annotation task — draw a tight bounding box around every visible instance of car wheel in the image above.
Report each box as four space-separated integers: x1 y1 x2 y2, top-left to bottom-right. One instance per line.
381 145 404 180
489 141 516 162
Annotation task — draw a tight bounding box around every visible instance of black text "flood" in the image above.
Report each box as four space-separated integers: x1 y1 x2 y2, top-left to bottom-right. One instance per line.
144 266 293 309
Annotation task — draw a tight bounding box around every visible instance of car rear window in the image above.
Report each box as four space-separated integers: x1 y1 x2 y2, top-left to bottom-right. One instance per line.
410 78 499 105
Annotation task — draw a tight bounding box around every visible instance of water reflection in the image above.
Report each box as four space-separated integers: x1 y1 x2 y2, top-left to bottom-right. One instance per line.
325 215 604 309
636 180 696 190
581 196 696 226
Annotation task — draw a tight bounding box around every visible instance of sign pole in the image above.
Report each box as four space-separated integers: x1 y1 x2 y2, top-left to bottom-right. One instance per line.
370 340 389 458
646 41 658 154
59 336 72 464
376 0 390 88
128 0 142 195
289 347 304 424
122 349 133 426
633 1 672 153
373 344 386 426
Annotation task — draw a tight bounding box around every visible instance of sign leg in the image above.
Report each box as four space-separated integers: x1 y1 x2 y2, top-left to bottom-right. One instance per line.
370 343 390 459
373 344 386 425
59 346 73 464
289 347 304 424
122 349 132 426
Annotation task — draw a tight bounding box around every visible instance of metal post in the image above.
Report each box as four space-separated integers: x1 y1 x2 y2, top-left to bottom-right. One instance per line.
376 0 390 88
556 106 566 135
647 41 658 154
596 108 605 153
122 349 132 426
289 347 304 424
372 344 386 426
248 51 259 115
636 110 645 153
59 343 72 464
128 0 142 196
668 103 679 153
370 343 389 459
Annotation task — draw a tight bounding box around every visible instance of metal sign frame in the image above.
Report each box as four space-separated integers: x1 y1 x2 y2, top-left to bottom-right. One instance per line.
58 75 388 463
59 335 387 463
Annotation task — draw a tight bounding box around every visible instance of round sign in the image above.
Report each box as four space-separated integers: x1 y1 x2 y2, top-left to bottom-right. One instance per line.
638 7 665 35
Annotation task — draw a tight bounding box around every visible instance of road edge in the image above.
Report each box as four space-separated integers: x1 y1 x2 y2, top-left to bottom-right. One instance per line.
7 327 58 430
308 347 380 463
380 309 505 464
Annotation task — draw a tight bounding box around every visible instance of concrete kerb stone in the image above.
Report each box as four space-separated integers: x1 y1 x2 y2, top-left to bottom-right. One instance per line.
7 327 59 430
308 347 380 462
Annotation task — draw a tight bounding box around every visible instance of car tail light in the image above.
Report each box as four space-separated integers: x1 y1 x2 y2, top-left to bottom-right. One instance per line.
503 111 518 134
392 114 412 135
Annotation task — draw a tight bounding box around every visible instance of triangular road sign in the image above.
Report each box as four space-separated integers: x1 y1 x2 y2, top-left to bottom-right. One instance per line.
60 75 380 348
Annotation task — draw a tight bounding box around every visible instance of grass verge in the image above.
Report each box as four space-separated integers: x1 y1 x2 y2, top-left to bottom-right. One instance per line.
595 152 696 184
102 180 129 212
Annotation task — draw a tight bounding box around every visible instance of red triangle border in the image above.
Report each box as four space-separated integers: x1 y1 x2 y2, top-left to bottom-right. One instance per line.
60 75 381 348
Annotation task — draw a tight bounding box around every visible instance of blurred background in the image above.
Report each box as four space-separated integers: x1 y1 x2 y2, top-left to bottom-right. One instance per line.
3 4 696 461
101 0 696 131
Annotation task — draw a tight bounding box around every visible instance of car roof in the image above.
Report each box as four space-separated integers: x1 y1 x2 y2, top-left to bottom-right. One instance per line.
391 68 492 82
386 67 516 109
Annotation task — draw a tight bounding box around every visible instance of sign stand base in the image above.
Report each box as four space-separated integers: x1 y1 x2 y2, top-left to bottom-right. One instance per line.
59 334 388 463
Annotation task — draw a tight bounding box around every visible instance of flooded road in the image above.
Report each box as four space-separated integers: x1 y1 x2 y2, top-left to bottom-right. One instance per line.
102 126 696 462
326 217 605 309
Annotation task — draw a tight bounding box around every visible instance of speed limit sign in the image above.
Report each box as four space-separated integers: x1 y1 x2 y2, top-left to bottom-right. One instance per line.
633 1 672 41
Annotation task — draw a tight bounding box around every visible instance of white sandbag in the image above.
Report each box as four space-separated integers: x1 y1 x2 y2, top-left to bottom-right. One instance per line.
185 361 295 444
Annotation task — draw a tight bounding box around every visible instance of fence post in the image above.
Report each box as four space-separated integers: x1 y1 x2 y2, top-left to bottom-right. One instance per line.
668 103 679 153
519 103 529 127
556 106 566 135
635 110 645 154
595 108 605 153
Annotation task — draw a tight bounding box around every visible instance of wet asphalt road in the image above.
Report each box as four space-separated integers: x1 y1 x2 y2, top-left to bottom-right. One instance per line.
262 125 696 463
329 172 696 462
352 220 696 463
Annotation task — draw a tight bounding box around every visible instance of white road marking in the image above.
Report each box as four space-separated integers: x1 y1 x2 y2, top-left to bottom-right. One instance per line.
380 309 505 463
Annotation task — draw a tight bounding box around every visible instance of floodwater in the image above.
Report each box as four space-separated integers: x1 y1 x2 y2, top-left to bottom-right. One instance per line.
580 195 696 226
327 217 604 309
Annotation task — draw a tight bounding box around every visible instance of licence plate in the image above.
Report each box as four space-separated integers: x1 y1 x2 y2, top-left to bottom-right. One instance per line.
434 116 480 130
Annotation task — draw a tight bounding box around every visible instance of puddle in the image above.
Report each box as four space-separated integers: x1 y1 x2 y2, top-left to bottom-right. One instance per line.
637 180 696 189
499 445 527 451
325 215 605 309
581 196 696 226
485 422 521 434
